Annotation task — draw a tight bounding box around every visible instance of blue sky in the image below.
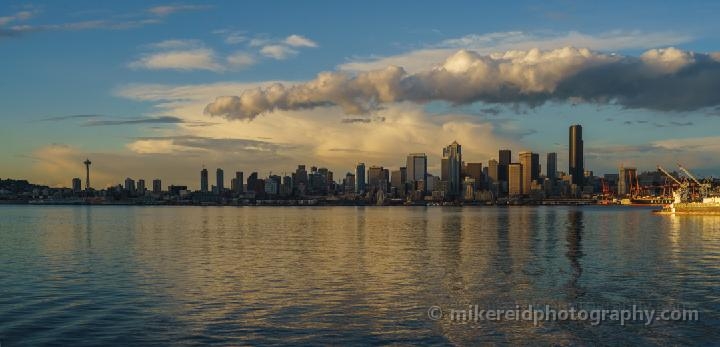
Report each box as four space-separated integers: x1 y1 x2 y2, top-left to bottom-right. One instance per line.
2 1 720 188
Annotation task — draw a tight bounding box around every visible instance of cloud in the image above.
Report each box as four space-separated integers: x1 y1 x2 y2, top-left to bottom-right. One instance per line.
226 52 256 69
339 30 694 73
83 116 186 126
147 5 211 17
0 10 35 26
38 114 99 122
284 34 318 47
204 46 720 121
129 48 223 71
260 44 297 60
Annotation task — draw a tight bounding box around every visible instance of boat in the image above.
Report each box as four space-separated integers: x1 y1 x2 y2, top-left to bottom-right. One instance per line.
630 196 674 205
654 164 720 215
655 194 720 215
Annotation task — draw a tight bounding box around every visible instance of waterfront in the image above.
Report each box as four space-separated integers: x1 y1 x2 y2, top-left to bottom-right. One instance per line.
1 206 719 345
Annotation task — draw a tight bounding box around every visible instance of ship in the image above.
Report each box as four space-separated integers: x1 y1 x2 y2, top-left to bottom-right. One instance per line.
654 164 720 215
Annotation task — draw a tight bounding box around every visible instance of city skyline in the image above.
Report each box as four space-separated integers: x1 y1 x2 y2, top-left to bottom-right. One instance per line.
4 1 720 188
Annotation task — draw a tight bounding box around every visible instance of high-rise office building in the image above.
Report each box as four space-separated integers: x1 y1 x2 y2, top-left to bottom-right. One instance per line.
508 163 523 196
547 152 557 180
124 177 135 193
618 166 637 196
137 179 146 195
152 179 162 194
216 168 224 193
367 165 389 192
72 178 81 193
487 159 498 183
531 153 540 181
519 152 533 195
344 173 355 193
247 172 259 194
406 153 428 192
498 149 511 182
355 162 366 194
200 168 209 192
235 171 244 194
569 124 584 186
442 141 462 196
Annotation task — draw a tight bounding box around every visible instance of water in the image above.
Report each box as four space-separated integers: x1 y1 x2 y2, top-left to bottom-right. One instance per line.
0 205 719 346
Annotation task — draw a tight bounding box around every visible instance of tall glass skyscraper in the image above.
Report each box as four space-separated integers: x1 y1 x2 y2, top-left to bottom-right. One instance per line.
442 141 462 196
216 168 224 193
406 153 428 192
569 124 584 186
547 152 557 180
355 162 366 194
200 168 209 192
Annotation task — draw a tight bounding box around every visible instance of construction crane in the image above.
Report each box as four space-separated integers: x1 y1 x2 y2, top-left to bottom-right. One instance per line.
677 163 711 199
658 165 690 202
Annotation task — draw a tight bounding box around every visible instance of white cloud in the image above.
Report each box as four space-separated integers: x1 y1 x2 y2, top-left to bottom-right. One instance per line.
260 44 297 60
284 34 318 47
0 10 35 26
205 46 720 120
147 5 211 17
339 30 694 73
129 48 224 71
226 52 256 69
145 39 202 50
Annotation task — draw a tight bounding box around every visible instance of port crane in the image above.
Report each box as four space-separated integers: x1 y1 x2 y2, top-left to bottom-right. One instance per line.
658 165 690 202
677 163 711 199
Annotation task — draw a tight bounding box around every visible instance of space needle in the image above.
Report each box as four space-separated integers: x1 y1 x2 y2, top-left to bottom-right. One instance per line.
84 158 92 191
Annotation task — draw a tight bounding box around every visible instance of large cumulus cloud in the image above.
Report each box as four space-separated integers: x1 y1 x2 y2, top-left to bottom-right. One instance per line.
204 47 720 121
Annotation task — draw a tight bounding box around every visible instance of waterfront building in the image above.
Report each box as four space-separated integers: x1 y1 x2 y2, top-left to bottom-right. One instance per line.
152 179 162 194
137 179 146 195
547 152 557 180
367 165 389 192
235 171 244 194
200 168 209 193
442 141 462 197
124 177 135 193
72 178 81 193
216 168 224 193
508 163 523 196
355 162 366 194
569 124 584 186
406 153 428 193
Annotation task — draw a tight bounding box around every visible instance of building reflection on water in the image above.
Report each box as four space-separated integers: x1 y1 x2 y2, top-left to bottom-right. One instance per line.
565 209 585 299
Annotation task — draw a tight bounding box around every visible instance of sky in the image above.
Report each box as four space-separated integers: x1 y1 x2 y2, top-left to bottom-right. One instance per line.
3 0 720 189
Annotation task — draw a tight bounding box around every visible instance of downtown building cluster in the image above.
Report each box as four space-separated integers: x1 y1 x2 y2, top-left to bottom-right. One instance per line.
76 124 595 205
8 123 699 205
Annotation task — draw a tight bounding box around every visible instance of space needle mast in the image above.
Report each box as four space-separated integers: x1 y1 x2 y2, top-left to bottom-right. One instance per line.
83 158 92 191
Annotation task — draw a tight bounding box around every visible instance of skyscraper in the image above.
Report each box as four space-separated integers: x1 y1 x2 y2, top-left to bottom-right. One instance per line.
498 149 511 182
137 179 146 195
124 177 135 192
367 165 389 192
618 166 637 196
487 159 498 183
235 171 244 194
152 179 162 194
508 163 523 196
355 162 366 194
200 168 209 192
547 152 557 180
216 168 224 193
442 141 462 196
519 152 533 195
72 178 81 193
569 124 584 186
406 153 427 192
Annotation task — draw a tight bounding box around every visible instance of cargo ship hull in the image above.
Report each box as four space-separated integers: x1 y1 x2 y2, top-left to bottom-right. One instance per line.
654 197 720 215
